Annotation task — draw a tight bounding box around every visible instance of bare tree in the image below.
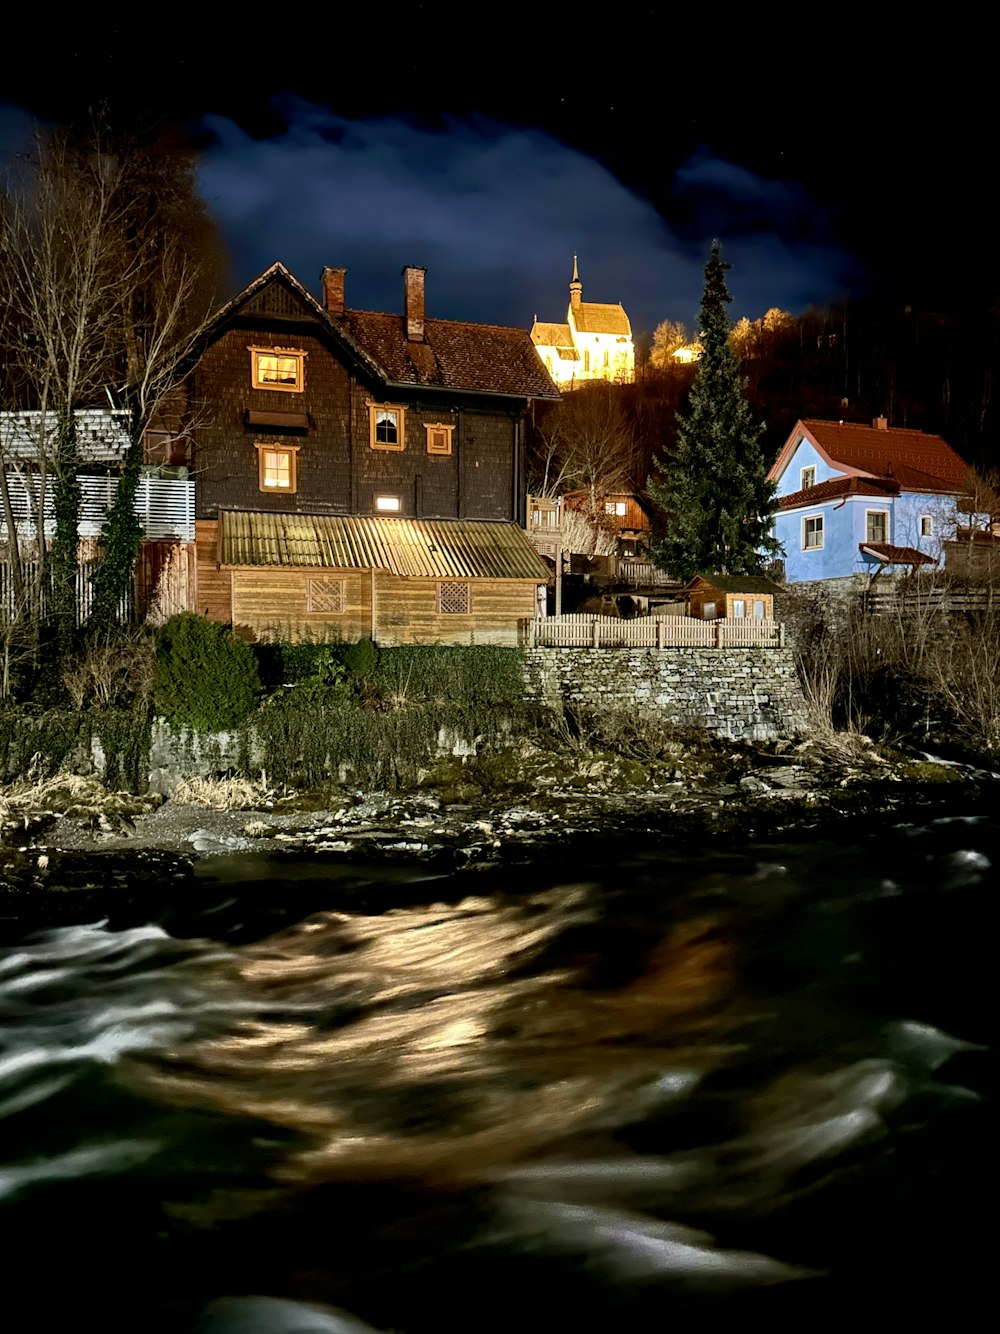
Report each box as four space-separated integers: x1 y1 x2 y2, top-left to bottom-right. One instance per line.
530 384 637 516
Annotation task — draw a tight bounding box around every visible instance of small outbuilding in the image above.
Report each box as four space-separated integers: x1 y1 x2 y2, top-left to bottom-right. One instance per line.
685 574 781 621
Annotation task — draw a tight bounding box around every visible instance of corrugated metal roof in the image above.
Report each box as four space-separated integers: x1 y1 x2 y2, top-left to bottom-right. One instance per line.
219 511 551 580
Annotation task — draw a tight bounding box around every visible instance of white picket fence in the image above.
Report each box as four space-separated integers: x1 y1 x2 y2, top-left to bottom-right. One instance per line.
523 614 784 649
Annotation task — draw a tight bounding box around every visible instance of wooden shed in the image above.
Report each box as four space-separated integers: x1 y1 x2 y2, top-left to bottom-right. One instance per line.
196 510 549 646
685 574 781 621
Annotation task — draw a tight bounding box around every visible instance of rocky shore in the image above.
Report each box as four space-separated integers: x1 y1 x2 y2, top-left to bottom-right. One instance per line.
0 736 993 937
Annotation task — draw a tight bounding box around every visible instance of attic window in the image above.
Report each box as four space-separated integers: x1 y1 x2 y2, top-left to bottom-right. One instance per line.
800 465 816 490
370 405 405 451
605 500 627 516
250 347 306 393
426 423 454 456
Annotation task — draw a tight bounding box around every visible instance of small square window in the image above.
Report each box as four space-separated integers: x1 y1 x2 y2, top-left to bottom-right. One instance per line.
437 581 471 614
426 423 454 456
866 511 888 544
375 495 401 513
307 578 346 613
803 515 824 549
370 404 405 451
250 346 306 393
800 465 816 490
920 515 934 537
256 444 298 492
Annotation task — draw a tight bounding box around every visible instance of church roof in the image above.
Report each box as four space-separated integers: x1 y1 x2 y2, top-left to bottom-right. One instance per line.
531 321 575 348
570 302 632 336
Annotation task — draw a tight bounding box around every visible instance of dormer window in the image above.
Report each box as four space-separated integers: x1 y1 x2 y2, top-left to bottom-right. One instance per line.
800 465 816 490
250 346 306 393
370 404 405 451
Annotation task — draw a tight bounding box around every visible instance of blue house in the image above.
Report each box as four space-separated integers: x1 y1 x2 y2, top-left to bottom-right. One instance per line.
769 418 972 583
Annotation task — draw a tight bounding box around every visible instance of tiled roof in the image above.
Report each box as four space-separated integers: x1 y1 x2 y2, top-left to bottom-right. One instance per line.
798 419 968 489
218 511 551 580
0 409 130 463
860 542 936 566
339 309 561 399
779 475 900 509
531 322 574 347
571 302 632 336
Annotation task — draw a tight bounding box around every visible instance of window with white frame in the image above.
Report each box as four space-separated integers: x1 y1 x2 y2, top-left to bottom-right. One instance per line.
374 495 401 513
803 514 824 549
866 510 888 544
437 581 471 614
920 514 934 537
800 465 816 490
733 600 746 618
753 601 765 618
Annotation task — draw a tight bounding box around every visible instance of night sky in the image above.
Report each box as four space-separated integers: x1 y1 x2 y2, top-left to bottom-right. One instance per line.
0 12 991 336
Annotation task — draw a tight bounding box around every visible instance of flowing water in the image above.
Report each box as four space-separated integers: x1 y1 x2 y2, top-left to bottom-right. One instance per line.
0 811 994 1332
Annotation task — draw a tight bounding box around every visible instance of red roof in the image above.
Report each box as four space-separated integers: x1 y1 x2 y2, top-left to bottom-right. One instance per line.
779 475 900 510
860 542 936 566
339 309 559 399
771 418 969 493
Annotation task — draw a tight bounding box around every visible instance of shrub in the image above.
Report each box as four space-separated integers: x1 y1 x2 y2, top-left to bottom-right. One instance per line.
370 646 525 707
154 614 261 732
62 631 155 709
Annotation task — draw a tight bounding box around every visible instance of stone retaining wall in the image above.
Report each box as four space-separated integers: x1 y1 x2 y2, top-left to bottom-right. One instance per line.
523 647 810 741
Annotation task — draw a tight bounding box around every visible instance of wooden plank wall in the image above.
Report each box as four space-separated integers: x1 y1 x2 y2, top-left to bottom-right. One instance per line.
194 520 233 623
231 568 372 642
373 576 537 646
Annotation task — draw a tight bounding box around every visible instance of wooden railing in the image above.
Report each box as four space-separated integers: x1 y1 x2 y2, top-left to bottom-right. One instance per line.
1 475 195 542
616 561 677 587
523 615 784 649
863 585 998 615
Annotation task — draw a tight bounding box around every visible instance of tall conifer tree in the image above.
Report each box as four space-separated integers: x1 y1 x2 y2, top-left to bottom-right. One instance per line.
647 240 781 579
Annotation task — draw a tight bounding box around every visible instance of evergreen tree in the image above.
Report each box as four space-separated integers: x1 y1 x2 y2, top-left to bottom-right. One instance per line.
647 240 781 580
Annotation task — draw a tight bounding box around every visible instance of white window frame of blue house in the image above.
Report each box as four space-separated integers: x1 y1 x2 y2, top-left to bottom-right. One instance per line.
920 514 934 537
802 514 824 550
865 509 889 544
800 465 816 490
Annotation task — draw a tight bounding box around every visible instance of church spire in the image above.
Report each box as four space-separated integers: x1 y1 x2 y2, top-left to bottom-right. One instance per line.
569 254 582 309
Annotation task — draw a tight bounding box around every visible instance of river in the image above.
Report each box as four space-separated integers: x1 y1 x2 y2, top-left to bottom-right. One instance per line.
0 808 994 1332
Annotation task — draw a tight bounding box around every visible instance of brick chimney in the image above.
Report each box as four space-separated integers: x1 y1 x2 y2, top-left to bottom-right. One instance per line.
873 416 888 430
321 266 346 316
403 265 426 342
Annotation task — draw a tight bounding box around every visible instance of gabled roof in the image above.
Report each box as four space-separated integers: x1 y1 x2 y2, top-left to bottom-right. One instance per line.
201 262 560 402
340 309 560 399
778 475 900 509
570 302 632 336
531 321 574 348
218 511 550 580
770 418 968 493
686 574 782 594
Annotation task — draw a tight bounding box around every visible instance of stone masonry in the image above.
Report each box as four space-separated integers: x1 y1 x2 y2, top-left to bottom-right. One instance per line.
523 647 810 741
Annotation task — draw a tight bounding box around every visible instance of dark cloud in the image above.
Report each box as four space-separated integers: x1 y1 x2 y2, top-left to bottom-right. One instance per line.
197 104 859 335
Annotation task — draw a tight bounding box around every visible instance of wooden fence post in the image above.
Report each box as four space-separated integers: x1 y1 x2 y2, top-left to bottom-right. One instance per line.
592 619 601 648
656 619 664 649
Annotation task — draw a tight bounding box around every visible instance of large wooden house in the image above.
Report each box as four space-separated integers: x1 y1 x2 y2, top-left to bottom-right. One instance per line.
187 262 559 644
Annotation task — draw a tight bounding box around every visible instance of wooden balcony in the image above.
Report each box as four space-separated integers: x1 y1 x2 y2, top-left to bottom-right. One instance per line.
1 474 196 542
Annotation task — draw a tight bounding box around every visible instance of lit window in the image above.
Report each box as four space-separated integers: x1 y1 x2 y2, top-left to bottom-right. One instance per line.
866 511 888 544
733 600 746 618
307 578 346 613
604 500 627 516
256 444 298 492
375 495 401 513
800 465 816 490
370 404 405 451
426 423 454 456
250 346 306 393
920 514 934 537
583 349 590 372
803 515 824 549
437 581 471 614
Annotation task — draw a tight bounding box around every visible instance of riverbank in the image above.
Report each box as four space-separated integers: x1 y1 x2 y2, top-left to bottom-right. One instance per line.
1 734 993 931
